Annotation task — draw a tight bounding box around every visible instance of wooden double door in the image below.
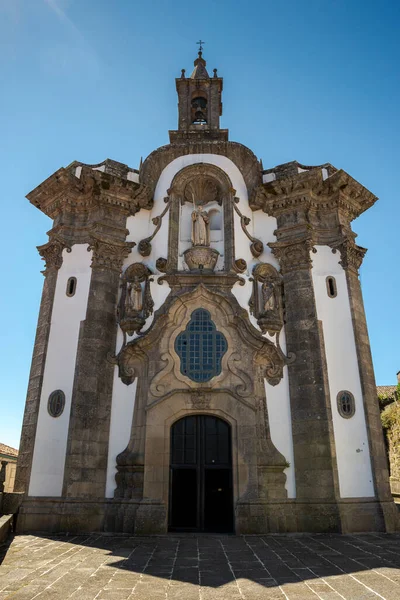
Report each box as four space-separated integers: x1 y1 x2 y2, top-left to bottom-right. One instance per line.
169 415 234 533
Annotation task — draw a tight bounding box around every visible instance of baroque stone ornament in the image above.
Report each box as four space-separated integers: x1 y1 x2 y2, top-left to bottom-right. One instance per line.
183 246 220 272
232 197 263 258
268 238 314 274
155 257 168 273
333 238 367 273
88 237 136 272
117 263 154 336
37 238 70 276
249 263 284 335
138 197 171 257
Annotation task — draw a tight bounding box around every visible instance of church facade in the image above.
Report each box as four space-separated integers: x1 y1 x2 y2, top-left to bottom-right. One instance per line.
15 51 398 534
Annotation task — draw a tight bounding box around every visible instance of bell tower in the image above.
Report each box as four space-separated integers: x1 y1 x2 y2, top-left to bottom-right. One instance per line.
170 44 228 142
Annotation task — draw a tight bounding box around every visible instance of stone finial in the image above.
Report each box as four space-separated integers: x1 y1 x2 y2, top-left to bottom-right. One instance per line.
213 68 218 78
181 69 186 79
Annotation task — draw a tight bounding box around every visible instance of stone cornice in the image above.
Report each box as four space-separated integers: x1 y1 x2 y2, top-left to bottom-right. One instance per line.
27 165 152 219
250 168 377 221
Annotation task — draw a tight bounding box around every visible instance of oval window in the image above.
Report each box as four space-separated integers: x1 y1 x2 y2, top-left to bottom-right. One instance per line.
337 390 355 419
326 276 337 298
48 390 66 418
66 277 77 297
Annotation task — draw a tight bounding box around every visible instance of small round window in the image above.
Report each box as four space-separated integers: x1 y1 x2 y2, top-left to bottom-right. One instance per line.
48 390 66 418
337 391 355 419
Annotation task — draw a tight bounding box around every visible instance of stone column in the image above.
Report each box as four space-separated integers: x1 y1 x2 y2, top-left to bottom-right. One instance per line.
15 240 65 494
62 237 134 500
339 240 398 531
270 238 341 531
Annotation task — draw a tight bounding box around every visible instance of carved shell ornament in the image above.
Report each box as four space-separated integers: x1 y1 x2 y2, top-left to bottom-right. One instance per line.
184 177 220 206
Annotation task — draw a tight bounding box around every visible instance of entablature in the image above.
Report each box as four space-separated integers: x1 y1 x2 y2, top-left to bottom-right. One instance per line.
27 159 152 220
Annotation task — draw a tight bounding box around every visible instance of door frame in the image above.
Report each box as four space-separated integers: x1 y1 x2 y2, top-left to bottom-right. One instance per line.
168 414 234 532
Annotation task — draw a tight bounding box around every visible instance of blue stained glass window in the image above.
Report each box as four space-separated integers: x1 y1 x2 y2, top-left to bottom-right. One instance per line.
175 309 227 382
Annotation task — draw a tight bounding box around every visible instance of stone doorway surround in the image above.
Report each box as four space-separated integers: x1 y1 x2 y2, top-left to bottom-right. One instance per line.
113 282 289 535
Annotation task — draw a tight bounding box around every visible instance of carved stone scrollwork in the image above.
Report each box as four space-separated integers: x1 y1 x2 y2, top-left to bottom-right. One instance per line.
232 197 264 258
155 257 168 273
233 258 247 273
117 263 154 337
333 238 367 273
249 263 284 335
138 197 171 257
88 238 135 272
268 238 314 274
37 238 70 276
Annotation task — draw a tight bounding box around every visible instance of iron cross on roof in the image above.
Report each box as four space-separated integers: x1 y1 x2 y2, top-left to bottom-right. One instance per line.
196 40 205 53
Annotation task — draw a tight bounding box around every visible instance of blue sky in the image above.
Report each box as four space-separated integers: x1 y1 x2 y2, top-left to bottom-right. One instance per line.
0 0 399 448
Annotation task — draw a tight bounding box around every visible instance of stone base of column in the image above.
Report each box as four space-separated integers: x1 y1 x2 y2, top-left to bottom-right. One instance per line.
134 500 168 534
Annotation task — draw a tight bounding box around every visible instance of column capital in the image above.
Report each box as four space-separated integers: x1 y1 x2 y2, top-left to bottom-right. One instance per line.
331 237 367 273
88 237 136 273
37 238 70 276
268 238 314 274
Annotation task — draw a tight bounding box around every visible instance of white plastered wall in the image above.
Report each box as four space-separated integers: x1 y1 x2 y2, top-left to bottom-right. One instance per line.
312 245 374 497
106 153 294 497
29 244 91 496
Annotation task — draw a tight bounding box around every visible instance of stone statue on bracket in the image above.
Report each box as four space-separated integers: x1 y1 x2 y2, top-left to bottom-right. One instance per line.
184 199 219 272
249 263 284 336
117 263 154 336
191 205 210 246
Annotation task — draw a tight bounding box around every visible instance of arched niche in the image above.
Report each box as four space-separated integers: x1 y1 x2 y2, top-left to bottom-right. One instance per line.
167 163 235 271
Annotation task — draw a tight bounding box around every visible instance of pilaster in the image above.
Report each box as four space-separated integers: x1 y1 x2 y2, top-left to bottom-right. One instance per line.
269 238 340 522
62 235 134 499
15 240 66 493
336 239 398 531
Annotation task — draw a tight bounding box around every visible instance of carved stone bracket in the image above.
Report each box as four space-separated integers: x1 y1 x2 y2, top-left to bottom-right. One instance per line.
88 238 135 272
138 197 171 257
232 197 263 258
37 238 71 276
117 263 154 337
268 238 314 274
249 263 284 335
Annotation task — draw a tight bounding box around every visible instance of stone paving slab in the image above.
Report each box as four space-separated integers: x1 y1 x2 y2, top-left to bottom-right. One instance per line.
1 534 400 599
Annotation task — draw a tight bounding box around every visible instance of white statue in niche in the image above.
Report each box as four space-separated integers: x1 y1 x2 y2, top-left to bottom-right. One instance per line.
191 205 210 246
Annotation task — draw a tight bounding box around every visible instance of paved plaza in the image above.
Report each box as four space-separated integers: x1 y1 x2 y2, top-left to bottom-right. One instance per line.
1 533 400 599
